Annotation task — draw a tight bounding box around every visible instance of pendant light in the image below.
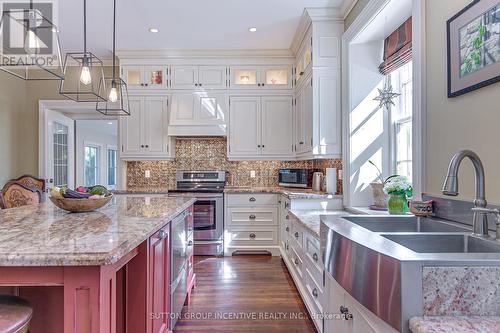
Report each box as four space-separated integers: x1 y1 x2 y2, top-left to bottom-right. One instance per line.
96 0 130 116
0 0 64 80
60 0 106 102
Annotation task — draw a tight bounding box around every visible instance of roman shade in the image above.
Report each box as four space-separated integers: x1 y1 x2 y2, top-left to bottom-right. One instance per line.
379 17 412 75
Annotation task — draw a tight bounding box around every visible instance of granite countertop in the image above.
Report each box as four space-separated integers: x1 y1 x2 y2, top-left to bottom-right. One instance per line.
0 195 195 266
113 188 169 194
289 209 348 236
224 186 343 200
409 316 500 333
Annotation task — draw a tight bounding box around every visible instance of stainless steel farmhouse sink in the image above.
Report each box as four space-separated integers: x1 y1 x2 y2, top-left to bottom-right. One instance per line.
342 215 470 233
320 215 500 333
381 233 500 253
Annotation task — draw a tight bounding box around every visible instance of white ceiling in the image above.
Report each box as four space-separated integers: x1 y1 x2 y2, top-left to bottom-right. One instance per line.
57 0 345 57
76 120 118 137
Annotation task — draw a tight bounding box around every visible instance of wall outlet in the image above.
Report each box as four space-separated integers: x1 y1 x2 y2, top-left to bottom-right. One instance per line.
145 170 151 178
250 170 256 178
338 170 343 180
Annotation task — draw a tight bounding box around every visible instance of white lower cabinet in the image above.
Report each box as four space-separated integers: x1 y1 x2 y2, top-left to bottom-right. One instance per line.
228 96 293 160
120 96 174 160
225 194 280 256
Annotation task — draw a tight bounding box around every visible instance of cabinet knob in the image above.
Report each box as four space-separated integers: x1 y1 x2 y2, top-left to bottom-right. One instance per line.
249 197 256 202
285 202 290 209
261 83 265 86
340 306 354 320
299 142 304 145
249 214 256 220
195 83 198 87
145 83 149 86
312 253 319 262
257 145 261 148
285 215 289 220
249 233 256 239
300 71 304 76
199 83 202 87
188 240 193 246
145 145 149 148
285 226 289 232
141 145 144 148
159 230 167 239
294 232 299 238
258 83 261 87
294 258 299 265
262 145 265 148
312 288 318 298
140 83 144 86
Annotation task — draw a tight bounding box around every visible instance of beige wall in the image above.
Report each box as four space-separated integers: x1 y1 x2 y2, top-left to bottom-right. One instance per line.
345 0 500 203
0 72 28 186
425 0 500 203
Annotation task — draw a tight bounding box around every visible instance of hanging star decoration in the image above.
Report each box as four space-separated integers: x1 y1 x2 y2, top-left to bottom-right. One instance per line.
373 82 401 109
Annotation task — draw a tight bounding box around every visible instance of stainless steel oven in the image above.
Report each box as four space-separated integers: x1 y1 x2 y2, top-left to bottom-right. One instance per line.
168 171 226 256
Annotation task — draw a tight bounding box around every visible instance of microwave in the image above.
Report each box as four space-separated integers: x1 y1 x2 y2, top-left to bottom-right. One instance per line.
278 169 315 188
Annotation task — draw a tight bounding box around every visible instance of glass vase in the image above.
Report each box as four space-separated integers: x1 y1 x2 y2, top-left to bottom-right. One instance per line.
387 194 408 215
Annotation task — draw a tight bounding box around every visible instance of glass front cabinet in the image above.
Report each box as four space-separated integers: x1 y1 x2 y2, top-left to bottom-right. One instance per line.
230 66 292 89
122 65 169 90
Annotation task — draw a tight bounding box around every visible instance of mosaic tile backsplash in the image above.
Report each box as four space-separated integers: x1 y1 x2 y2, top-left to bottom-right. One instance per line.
127 137 342 192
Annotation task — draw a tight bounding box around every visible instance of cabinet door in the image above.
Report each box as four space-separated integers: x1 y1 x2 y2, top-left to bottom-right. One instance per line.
228 97 261 157
144 66 168 89
230 66 259 89
325 275 348 333
302 77 313 153
170 93 197 124
144 97 170 156
122 66 143 90
171 66 198 89
149 228 169 333
295 89 304 153
261 96 293 157
121 97 144 155
261 66 292 89
198 66 227 89
196 92 227 125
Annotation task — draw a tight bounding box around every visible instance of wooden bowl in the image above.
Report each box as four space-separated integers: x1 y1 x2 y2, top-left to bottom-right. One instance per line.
49 194 113 213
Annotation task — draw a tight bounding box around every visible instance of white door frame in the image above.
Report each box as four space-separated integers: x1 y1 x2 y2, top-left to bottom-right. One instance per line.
39 100 126 190
341 0 426 207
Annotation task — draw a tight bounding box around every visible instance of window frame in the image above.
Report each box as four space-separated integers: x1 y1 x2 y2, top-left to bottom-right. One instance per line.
107 146 118 189
83 142 102 188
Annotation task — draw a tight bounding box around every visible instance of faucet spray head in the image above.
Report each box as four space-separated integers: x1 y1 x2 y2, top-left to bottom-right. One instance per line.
442 175 459 196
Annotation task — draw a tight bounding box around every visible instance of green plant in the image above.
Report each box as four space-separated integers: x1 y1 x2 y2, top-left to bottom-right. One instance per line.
368 160 384 183
383 175 413 198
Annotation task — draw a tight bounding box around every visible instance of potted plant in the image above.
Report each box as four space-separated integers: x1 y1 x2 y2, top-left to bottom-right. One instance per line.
368 160 388 210
383 175 413 215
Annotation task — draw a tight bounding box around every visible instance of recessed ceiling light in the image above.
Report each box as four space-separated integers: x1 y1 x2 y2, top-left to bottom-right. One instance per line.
149 27 159 33
248 27 257 32
108 122 113 125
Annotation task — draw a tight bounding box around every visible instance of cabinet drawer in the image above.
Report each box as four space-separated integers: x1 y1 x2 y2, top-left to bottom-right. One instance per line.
304 267 325 332
304 231 323 270
290 246 303 279
227 208 277 226
226 194 277 206
291 219 304 248
227 228 278 246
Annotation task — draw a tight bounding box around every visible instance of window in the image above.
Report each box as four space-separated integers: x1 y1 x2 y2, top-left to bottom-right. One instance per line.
389 61 413 180
84 145 100 187
107 148 117 187
53 122 69 187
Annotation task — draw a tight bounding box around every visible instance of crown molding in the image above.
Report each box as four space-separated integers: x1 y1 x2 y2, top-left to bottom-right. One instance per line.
290 7 343 54
116 49 294 60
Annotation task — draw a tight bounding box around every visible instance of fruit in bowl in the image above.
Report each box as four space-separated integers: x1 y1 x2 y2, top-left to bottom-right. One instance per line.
49 185 113 213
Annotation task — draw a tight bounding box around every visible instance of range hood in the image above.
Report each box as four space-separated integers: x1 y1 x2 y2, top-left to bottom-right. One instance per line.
168 92 228 137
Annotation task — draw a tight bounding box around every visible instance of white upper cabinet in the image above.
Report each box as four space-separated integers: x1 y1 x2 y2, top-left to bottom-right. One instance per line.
120 96 174 160
171 65 227 90
261 97 293 156
122 65 169 90
228 97 261 157
169 92 228 136
228 96 293 160
230 66 292 90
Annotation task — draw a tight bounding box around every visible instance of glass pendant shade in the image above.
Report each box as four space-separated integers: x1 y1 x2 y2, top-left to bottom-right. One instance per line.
0 8 64 80
59 51 107 102
96 77 130 116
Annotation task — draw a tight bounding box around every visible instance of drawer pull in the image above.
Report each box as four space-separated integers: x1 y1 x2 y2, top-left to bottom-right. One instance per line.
159 230 167 239
249 214 256 220
285 244 289 251
285 202 290 209
285 227 289 232
340 306 354 320
312 288 318 298
312 253 319 262
187 240 193 247
285 215 289 220
249 197 256 202
294 258 299 265
249 233 256 239
294 232 299 238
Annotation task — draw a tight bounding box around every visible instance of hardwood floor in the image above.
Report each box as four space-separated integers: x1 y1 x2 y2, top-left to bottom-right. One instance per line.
174 255 317 333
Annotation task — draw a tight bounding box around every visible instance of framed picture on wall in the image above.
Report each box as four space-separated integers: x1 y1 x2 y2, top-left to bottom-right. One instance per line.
447 0 500 97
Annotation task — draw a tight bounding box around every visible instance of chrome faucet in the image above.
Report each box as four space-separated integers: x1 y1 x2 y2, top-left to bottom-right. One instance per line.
442 150 489 236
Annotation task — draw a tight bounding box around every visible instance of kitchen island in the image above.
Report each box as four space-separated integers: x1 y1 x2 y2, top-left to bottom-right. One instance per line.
0 195 196 333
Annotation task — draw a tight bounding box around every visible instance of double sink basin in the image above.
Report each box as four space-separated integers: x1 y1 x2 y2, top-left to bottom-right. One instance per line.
320 215 500 333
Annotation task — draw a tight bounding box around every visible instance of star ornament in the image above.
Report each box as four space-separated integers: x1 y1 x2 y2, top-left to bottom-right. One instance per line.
373 83 401 109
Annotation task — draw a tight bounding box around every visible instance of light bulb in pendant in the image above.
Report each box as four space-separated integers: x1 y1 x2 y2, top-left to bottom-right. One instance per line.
80 65 92 85
108 82 118 102
24 29 40 55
